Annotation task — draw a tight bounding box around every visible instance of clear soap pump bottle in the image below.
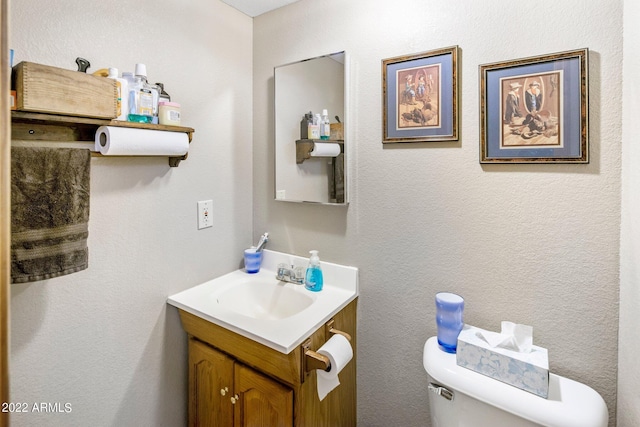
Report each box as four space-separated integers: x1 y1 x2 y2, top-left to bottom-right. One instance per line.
128 63 158 123
305 250 324 292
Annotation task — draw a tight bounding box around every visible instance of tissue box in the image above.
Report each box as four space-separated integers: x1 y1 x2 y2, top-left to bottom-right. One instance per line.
456 325 549 398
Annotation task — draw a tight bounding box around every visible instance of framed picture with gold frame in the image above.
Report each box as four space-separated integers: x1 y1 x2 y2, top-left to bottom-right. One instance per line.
382 46 459 143
480 48 589 163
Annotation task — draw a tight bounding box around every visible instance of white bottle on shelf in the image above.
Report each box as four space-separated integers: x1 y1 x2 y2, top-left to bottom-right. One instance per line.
320 109 330 140
107 68 128 121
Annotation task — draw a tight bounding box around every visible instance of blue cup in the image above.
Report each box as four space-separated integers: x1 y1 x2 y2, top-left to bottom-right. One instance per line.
435 292 464 353
244 248 263 274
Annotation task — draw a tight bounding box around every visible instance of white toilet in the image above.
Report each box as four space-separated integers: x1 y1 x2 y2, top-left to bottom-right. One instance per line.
423 337 608 427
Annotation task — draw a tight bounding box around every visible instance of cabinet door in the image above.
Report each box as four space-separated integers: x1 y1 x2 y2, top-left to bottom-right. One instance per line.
233 363 293 427
189 338 235 427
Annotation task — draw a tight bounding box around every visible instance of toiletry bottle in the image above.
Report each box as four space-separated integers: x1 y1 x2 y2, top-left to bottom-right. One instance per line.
122 71 135 100
156 82 171 103
301 111 313 139
308 112 320 140
122 71 138 121
107 68 128 121
305 250 324 292
312 113 322 139
321 109 330 140
136 64 160 122
128 64 158 123
128 75 152 122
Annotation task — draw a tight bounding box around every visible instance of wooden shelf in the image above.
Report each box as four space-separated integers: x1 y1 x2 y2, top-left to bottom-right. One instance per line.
11 111 195 167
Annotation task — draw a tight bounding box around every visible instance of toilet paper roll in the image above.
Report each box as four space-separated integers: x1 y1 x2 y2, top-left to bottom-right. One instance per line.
95 126 189 156
309 142 341 158
316 334 353 401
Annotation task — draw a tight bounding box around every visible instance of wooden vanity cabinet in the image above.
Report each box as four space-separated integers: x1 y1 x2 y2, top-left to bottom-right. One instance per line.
234 363 294 426
189 338 293 427
189 339 235 426
179 298 357 427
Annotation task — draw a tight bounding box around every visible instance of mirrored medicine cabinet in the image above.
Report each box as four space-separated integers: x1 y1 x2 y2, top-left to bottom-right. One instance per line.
274 51 348 205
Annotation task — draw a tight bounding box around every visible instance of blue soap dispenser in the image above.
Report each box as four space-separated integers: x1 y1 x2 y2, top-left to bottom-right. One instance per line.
305 250 323 292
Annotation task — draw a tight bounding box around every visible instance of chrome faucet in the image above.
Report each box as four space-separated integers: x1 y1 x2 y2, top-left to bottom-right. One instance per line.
276 263 305 285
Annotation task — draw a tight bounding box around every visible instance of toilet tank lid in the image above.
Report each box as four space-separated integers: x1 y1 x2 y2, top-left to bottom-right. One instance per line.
423 337 608 427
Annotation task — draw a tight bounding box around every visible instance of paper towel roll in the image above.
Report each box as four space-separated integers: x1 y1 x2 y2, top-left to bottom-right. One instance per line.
316 334 353 401
95 126 189 156
310 142 341 158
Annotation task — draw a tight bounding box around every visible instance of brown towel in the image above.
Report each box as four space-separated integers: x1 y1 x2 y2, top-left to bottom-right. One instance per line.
328 153 345 204
11 147 91 283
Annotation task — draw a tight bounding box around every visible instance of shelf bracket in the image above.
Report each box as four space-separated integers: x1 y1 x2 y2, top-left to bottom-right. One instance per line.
296 140 315 164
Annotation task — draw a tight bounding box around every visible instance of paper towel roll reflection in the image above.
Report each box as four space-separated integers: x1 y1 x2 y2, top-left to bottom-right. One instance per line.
95 126 189 156
316 334 353 401
310 142 341 158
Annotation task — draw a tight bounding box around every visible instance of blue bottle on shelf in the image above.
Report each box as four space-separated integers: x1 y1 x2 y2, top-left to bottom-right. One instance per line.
304 250 323 292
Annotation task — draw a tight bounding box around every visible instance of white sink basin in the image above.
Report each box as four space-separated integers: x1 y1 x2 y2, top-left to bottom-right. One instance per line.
167 249 358 353
214 279 314 320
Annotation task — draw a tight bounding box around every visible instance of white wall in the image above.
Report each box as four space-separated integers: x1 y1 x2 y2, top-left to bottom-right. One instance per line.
9 1 253 425
618 1 640 425
254 1 622 426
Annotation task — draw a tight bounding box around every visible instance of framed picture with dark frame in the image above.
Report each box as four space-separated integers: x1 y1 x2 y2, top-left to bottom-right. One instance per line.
382 46 459 143
480 48 589 163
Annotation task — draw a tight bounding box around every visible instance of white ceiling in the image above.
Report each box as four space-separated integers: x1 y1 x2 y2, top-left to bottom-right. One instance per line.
221 0 301 17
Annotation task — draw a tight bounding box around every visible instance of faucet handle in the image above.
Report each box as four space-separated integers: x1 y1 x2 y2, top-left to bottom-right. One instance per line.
294 266 305 281
276 263 288 278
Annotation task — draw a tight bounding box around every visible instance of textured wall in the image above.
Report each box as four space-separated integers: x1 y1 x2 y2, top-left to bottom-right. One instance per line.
618 1 640 426
253 1 622 425
9 1 253 425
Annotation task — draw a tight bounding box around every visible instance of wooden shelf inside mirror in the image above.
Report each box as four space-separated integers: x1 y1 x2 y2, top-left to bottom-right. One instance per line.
295 139 344 164
10 111 195 167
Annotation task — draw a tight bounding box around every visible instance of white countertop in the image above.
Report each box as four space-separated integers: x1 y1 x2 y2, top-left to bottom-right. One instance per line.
167 249 358 354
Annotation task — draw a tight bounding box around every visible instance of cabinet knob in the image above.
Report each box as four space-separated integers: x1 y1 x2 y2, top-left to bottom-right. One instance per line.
230 394 239 404
220 387 229 396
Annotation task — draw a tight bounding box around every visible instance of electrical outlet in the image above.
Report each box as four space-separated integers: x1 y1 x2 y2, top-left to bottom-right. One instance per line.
197 200 213 230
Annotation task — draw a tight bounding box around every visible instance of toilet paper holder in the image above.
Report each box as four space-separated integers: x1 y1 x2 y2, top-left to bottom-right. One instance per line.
302 320 351 375
326 319 351 342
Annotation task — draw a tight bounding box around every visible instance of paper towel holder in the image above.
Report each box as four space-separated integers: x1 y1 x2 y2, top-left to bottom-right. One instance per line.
11 111 194 168
296 140 344 164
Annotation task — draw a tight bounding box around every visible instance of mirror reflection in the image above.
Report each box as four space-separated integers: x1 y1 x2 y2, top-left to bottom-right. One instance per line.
275 52 347 205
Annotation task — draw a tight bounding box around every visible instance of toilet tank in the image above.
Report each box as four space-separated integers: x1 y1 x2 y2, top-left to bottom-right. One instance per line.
423 337 608 427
